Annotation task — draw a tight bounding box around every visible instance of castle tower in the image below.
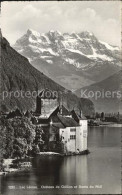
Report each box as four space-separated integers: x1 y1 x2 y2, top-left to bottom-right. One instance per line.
36 89 58 117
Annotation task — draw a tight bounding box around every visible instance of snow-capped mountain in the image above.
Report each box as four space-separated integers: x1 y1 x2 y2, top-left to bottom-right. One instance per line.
14 29 121 90
1 36 94 114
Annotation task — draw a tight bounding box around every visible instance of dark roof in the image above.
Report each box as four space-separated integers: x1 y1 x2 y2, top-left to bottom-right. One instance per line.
49 107 60 118
59 105 71 116
38 118 50 124
50 115 60 123
71 110 87 122
24 110 32 118
52 123 64 129
50 105 71 117
58 115 79 127
71 110 80 123
6 109 23 119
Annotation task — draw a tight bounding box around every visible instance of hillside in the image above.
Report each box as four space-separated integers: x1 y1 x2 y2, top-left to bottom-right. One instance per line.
75 71 122 113
1 35 94 115
14 29 121 90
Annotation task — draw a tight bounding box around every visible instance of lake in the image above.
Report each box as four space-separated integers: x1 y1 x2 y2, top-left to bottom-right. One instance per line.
1 125 121 194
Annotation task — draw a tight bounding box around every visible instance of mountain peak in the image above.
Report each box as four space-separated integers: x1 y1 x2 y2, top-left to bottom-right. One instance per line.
49 30 55 33
27 29 40 37
70 32 78 38
79 31 95 38
48 30 62 36
14 29 120 79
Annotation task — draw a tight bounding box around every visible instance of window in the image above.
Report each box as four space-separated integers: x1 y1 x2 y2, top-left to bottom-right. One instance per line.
70 135 76 139
70 128 76 132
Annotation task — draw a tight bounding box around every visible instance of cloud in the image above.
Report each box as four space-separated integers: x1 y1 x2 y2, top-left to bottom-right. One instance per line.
81 8 96 19
15 4 41 20
1 2 121 46
9 5 41 30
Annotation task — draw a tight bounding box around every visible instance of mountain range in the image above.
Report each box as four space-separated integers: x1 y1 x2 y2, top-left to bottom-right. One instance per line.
14 29 121 90
1 34 94 115
75 71 122 113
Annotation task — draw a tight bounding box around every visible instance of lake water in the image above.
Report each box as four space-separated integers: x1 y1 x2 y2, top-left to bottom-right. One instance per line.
1 125 121 195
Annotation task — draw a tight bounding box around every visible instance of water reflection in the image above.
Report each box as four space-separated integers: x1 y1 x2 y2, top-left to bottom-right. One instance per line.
59 155 88 186
32 156 64 186
88 126 121 148
1 126 121 194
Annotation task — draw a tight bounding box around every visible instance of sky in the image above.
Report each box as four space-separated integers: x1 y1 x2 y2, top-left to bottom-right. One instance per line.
1 1 121 46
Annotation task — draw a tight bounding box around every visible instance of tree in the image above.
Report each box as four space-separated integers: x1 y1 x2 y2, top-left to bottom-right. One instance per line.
0 118 7 170
101 112 105 120
31 145 40 156
12 117 36 145
13 138 28 159
34 126 44 151
0 116 45 160
0 118 14 158
96 112 100 118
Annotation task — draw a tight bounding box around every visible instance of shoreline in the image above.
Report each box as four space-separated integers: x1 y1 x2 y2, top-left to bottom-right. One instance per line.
89 122 122 127
37 150 90 156
0 150 90 175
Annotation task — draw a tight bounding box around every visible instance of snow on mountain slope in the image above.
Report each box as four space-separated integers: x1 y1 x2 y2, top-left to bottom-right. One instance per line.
14 29 120 64
88 46 114 61
13 29 121 90
99 40 119 51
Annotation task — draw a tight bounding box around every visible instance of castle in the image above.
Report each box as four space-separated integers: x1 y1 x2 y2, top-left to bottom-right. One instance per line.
33 89 88 155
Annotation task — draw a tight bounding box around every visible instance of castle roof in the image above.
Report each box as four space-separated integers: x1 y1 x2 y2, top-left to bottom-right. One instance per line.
71 110 87 122
6 109 23 119
24 110 32 118
52 123 64 129
57 115 80 127
50 105 71 118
